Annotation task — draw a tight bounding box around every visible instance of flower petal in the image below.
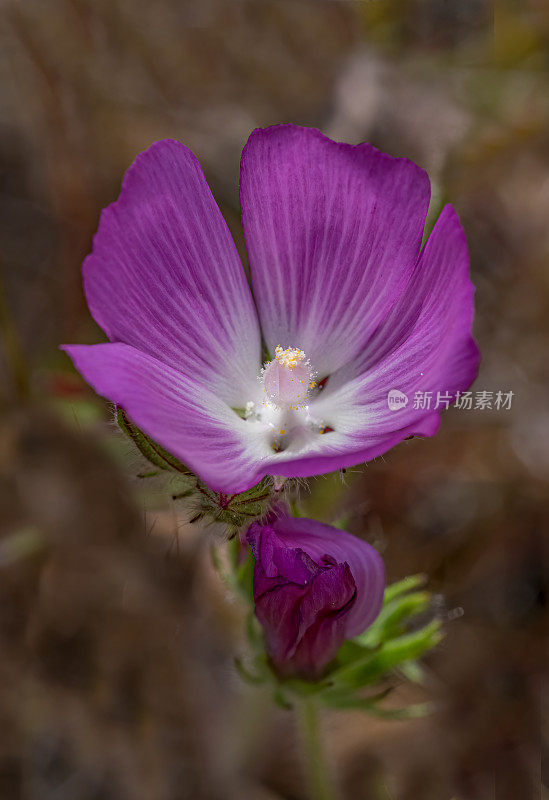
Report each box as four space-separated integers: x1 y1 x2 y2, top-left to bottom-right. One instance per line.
323 204 480 434
84 139 261 406
240 124 430 376
62 343 270 493
269 414 440 482
266 516 385 638
258 205 478 479
291 562 357 676
247 522 365 677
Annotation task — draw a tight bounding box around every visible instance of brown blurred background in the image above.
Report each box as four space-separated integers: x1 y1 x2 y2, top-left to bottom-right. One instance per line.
1 1 548 798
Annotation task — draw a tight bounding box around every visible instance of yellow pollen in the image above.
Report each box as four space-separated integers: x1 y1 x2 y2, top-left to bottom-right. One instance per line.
275 345 306 371
280 429 286 434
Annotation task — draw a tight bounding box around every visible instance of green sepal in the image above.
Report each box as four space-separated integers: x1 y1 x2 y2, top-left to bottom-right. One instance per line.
357 590 432 649
116 408 191 474
329 620 442 691
117 408 273 534
333 639 378 666
321 687 392 711
383 573 428 604
197 478 272 537
397 660 427 685
211 540 256 601
234 657 266 686
229 537 255 598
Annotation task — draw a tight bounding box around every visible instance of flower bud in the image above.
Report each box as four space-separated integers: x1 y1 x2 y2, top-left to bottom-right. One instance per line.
246 511 385 679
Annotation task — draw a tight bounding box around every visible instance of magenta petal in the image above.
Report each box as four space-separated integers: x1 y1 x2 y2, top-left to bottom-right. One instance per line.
62 343 268 493
84 139 261 406
247 517 384 678
240 124 430 376
247 514 385 673
265 206 479 479
271 413 440 482
265 516 385 638
326 204 480 435
290 563 357 677
248 530 355 677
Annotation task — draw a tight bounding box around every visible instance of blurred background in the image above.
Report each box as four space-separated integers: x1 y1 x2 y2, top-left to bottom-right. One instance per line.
1 0 548 798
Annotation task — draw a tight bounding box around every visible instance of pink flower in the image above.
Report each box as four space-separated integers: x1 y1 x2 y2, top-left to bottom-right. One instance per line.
63 126 479 492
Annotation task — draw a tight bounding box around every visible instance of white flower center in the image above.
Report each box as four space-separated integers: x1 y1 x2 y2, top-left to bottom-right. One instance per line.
262 346 316 409
242 346 329 455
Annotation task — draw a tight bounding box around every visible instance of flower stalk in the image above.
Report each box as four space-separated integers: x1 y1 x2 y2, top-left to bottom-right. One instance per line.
297 695 338 800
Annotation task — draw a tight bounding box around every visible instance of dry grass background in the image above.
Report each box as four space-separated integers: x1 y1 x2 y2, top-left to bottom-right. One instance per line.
0 1 548 798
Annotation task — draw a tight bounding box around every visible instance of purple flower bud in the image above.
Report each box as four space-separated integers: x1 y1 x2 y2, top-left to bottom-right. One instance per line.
246 513 385 679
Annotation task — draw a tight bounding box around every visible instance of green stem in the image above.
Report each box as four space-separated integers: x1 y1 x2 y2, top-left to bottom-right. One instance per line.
296 696 338 800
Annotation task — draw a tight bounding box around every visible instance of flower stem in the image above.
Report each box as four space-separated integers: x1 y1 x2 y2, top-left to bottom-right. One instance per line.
296 696 339 800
